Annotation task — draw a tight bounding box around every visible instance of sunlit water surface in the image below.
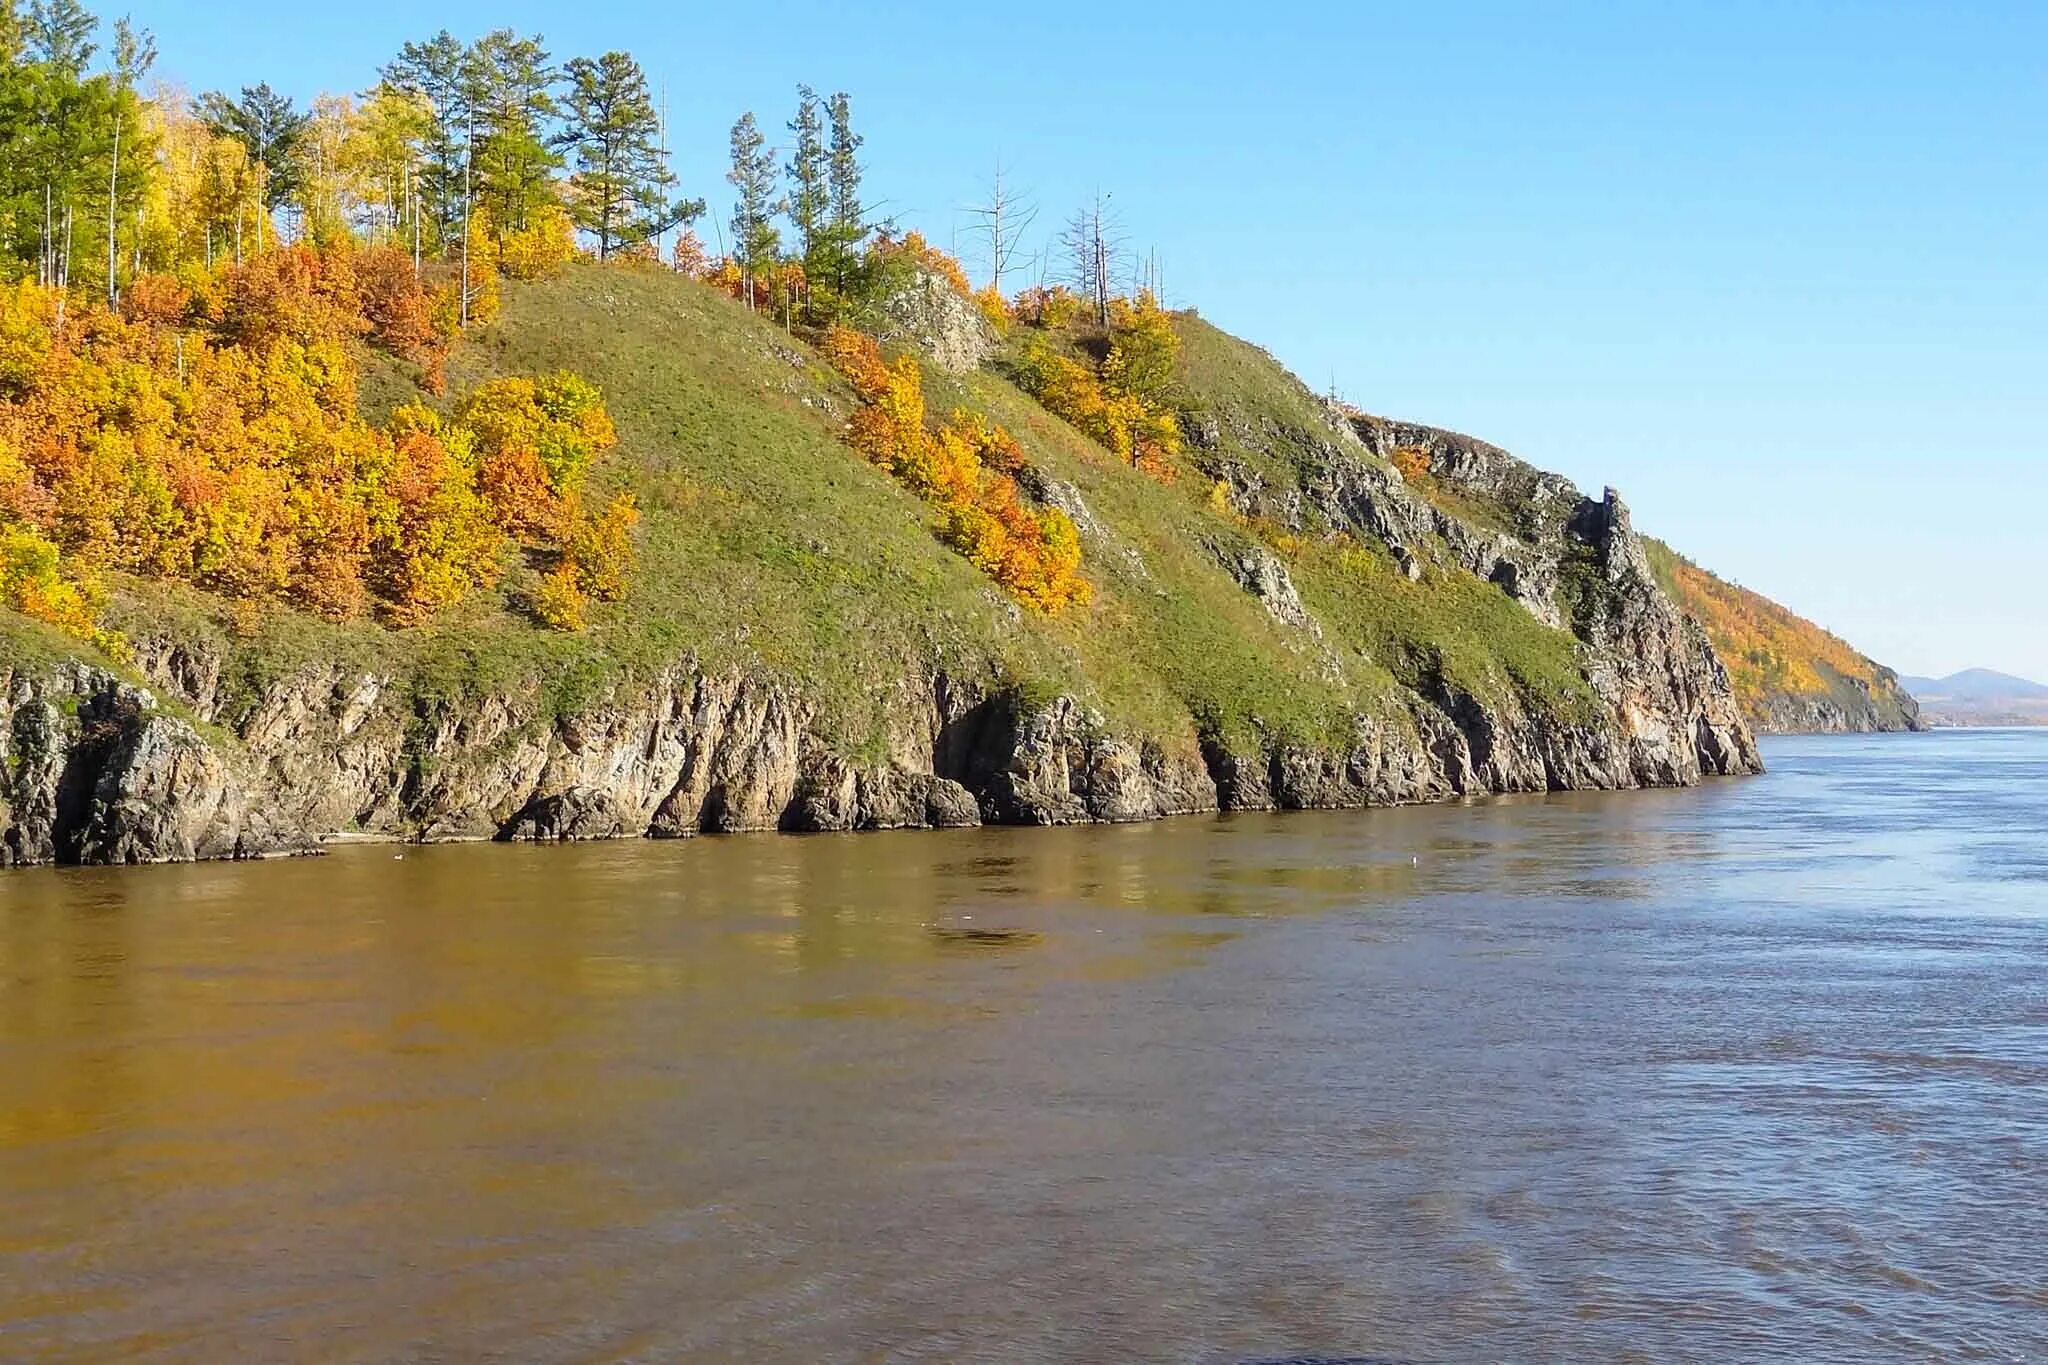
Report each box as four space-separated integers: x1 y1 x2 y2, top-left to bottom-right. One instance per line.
2 731 2045 1361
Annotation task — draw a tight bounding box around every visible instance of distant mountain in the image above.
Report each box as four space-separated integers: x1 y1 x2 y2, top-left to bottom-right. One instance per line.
1903 670 2048 727
1902 669 2048 702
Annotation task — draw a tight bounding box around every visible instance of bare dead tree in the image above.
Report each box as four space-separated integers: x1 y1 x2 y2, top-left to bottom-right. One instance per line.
1127 246 1163 304
1060 190 1123 328
965 159 1039 295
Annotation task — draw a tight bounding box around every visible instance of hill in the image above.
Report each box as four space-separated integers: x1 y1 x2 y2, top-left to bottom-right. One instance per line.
1 263 1765 864
1903 668 2048 701
1903 669 2048 727
1637 545 1922 734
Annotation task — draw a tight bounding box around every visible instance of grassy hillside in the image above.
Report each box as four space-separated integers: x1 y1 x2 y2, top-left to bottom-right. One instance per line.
1641 539 1919 732
1158 318 1598 721
6 263 1630 762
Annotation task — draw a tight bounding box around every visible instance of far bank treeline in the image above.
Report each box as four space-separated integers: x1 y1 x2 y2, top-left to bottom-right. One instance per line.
0 0 1182 654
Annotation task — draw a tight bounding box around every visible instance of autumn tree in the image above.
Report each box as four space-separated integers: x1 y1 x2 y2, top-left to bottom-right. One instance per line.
136 92 242 268
354 84 433 255
294 94 373 246
725 111 779 310
559 50 697 260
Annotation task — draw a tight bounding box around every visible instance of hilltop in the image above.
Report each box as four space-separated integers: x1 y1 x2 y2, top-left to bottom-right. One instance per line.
0 10 1935 864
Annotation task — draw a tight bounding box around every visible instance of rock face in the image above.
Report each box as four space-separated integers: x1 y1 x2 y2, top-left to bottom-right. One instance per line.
1198 403 1761 797
0 401 1766 868
1 661 304 866
1752 680 1922 735
877 270 996 374
1648 552 1924 736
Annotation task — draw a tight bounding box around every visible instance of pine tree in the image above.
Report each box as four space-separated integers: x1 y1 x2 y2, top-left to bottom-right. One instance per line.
196 83 309 250
100 15 150 301
559 50 698 259
2 0 145 295
822 90 863 295
0 0 34 268
827 90 861 232
725 111 779 310
462 29 559 239
23 0 95 75
108 13 147 84
784 84 825 283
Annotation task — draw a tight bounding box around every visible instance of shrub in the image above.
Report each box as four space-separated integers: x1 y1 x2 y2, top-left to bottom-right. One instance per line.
532 560 585 631
873 230 971 297
570 493 639 602
819 325 1088 613
0 521 129 659
355 246 443 365
1012 290 1182 479
0 252 627 637
119 274 194 329
498 201 579 281
973 284 1012 334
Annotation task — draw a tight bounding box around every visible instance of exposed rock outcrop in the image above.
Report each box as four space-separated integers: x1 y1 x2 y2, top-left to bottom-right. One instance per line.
1 661 306 866
1751 679 1923 735
1207 540 1320 636
877 269 996 373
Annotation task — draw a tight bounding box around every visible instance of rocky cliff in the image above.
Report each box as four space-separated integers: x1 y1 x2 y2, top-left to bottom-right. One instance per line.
2 268 1766 866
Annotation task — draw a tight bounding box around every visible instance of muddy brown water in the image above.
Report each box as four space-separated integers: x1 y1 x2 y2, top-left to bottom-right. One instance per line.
2 731 2045 1361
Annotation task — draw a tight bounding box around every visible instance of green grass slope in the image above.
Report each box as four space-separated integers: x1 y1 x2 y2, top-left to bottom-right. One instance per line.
10 265 1645 763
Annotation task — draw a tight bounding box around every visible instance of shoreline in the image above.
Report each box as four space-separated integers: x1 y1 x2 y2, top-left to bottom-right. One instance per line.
4 766 1774 873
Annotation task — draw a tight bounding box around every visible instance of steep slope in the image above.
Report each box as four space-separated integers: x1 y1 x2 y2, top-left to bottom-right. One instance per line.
1638 544 1922 733
2 268 1760 866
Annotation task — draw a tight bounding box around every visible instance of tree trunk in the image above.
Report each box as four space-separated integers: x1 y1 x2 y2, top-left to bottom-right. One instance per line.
461 114 473 326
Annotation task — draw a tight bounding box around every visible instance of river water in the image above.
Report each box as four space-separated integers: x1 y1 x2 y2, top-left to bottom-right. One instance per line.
2 731 2044 1361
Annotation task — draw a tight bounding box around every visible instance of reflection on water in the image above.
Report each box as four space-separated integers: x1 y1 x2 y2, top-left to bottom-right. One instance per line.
2 731 2046 1360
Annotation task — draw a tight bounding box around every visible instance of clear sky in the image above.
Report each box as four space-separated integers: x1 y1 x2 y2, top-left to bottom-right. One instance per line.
133 0 2047 680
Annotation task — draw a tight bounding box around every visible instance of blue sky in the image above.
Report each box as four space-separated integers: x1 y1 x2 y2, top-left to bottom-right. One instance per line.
136 0 2046 679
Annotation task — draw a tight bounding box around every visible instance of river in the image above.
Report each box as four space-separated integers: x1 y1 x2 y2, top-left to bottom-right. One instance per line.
2 730 2044 1361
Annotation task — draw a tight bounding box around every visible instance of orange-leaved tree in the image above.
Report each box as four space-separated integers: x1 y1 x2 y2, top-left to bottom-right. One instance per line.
1012 290 1182 479
0 247 632 650
820 325 1087 613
